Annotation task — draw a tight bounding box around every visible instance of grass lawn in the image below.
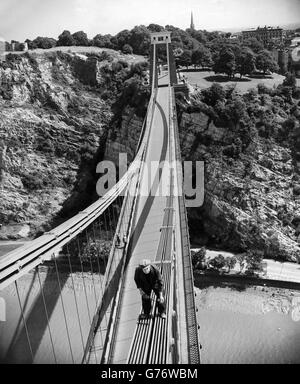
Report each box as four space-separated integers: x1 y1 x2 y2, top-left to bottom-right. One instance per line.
4 46 145 64
179 69 300 94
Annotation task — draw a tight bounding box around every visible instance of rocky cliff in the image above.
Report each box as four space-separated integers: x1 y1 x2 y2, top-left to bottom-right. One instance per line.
0 49 148 239
177 84 300 262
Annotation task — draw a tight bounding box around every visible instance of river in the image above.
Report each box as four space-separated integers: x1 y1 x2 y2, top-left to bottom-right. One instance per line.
195 282 300 364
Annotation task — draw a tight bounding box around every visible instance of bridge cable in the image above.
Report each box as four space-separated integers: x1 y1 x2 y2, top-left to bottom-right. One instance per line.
85 227 106 357
14 280 34 363
96 216 110 329
99 216 108 274
6 270 38 359
53 253 75 364
85 228 99 307
36 266 57 364
91 220 106 301
66 243 85 354
109 205 118 271
91 219 109 357
98 213 110 339
75 236 98 364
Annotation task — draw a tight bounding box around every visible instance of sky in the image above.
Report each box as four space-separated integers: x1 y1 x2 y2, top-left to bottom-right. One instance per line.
0 0 299 41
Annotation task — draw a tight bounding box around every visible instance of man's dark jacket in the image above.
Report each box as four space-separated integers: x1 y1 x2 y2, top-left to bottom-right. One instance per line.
134 265 163 295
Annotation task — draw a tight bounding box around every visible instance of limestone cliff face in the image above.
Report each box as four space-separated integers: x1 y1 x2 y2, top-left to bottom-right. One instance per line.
105 107 143 164
0 50 146 239
179 109 300 262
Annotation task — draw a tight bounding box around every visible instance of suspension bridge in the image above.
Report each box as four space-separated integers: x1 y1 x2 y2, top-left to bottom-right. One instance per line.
0 31 201 364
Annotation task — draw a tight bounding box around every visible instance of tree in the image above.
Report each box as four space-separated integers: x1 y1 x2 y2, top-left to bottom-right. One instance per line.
122 44 133 54
129 25 151 55
201 83 226 107
213 47 236 78
224 256 237 272
191 247 207 269
147 23 164 32
256 50 279 75
25 39 36 50
209 254 226 270
243 37 264 54
191 45 212 68
57 30 75 46
237 48 256 78
10 40 23 51
209 37 241 58
224 96 247 128
32 36 56 49
177 49 192 68
114 29 132 50
92 34 113 48
72 31 89 46
189 29 207 45
245 250 264 275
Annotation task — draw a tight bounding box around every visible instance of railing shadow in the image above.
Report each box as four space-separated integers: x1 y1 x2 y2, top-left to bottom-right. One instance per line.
2 238 109 363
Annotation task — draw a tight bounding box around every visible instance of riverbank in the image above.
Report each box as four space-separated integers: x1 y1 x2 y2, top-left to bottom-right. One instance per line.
192 248 300 285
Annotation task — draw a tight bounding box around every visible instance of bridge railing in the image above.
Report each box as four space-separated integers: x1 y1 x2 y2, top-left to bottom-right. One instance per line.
97 87 159 364
170 87 201 364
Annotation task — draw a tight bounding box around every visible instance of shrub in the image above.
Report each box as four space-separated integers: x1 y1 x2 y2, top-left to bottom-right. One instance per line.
209 254 226 269
201 83 226 107
223 142 242 159
257 83 274 95
21 172 52 190
191 247 206 269
293 87 300 99
224 256 237 271
122 44 133 54
245 250 264 275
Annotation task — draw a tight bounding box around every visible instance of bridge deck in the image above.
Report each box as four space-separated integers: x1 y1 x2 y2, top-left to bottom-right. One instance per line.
109 74 170 363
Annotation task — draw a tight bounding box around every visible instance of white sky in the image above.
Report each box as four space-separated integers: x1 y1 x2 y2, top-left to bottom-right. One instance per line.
0 0 299 41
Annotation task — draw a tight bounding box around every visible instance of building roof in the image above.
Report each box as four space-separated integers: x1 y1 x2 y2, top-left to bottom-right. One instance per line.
242 26 283 33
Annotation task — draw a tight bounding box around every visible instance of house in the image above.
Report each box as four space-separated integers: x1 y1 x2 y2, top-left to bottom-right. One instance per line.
242 26 283 44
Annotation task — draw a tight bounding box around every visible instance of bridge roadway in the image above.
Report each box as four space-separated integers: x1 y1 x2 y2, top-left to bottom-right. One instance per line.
105 71 172 363
91 39 201 364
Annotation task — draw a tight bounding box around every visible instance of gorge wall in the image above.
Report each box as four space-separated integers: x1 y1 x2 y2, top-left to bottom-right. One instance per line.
1 49 300 263
177 84 300 262
0 49 147 239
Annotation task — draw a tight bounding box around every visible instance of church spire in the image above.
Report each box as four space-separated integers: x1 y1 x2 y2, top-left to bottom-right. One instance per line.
190 11 195 30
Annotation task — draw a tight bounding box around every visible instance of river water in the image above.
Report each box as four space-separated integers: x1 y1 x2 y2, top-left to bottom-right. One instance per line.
195 284 300 364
